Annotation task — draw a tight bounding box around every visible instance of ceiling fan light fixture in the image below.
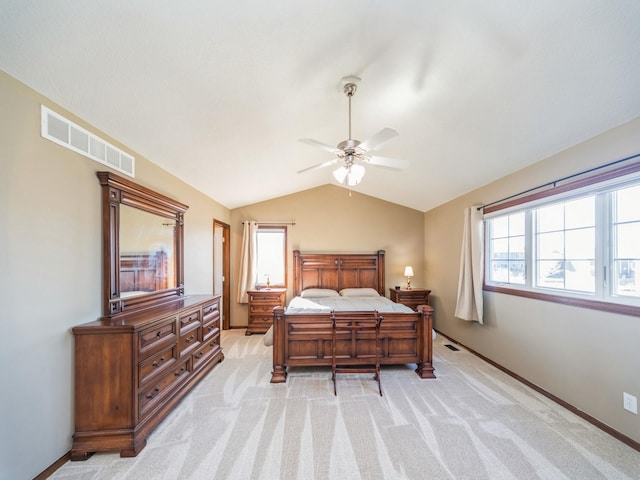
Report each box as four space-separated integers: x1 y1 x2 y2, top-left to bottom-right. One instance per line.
332 165 349 184
347 163 365 186
298 76 406 184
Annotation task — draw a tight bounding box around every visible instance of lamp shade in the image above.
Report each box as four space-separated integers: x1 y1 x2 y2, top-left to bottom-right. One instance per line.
332 166 348 183
347 164 365 186
403 266 414 277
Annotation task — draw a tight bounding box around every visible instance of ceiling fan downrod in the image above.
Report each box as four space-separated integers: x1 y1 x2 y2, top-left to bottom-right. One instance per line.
344 82 357 141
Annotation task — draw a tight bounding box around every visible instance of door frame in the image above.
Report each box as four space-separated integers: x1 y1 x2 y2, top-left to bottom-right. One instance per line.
213 219 230 330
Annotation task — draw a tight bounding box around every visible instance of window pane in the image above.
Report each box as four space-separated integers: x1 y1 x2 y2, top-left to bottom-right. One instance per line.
537 204 564 232
487 213 526 284
538 260 566 288
490 261 509 282
564 260 595 292
612 185 640 298
492 216 508 238
509 236 525 258
491 238 508 258
509 212 525 236
537 232 564 259
615 223 640 258
255 228 286 286
613 261 638 297
616 185 640 222
508 261 525 284
565 197 595 229
565 228 595 260
535 197 595 293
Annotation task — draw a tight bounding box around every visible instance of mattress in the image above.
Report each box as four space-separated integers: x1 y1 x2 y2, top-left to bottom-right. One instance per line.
285 295 414 314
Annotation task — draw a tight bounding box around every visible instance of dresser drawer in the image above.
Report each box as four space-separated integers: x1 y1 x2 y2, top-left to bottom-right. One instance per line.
139 359 191 418
179 309 201 329
203 322 220 343
138 345 178 387
202 301 220 325
192 338 221 370
179 321 201 357
138 319 177 360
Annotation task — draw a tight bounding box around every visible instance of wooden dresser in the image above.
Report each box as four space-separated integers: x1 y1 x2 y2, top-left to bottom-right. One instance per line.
389 288 431 311
246 288 286 335
71 295 223 459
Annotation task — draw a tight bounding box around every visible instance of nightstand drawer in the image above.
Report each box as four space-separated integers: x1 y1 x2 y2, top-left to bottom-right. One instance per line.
389 288 431 311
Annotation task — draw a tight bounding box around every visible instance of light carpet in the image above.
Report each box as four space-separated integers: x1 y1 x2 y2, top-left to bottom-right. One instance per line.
51 330 640 480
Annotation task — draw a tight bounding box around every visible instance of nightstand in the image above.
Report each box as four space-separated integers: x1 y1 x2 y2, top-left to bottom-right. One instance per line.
246 288 286 335
389 288 431 311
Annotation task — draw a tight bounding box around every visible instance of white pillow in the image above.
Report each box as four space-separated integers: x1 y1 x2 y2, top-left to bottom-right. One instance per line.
339 288 380 297
300 288 340 298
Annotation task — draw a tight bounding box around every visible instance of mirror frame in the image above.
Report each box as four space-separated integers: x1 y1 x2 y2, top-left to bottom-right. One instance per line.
97 171 188 317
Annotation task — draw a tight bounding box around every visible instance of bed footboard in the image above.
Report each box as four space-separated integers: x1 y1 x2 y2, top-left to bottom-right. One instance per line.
270 305 435 383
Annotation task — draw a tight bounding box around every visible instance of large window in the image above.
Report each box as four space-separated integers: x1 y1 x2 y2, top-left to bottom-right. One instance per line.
255 226 287 287
485 167 640 314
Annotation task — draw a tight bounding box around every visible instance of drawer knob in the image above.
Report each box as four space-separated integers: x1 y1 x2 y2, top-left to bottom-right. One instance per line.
185 335 195 344
145 387 160 399
156 331 163 337
152 356 165 367
174 367 186 377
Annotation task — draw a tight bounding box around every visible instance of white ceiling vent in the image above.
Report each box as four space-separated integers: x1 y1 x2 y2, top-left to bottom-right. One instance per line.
40 105 135 177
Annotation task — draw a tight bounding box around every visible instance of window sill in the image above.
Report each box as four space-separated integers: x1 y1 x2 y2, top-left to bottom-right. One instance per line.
484 284 640 318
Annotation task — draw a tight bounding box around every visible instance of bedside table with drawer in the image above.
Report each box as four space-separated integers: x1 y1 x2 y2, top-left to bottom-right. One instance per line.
246 288 286 335
389 288 431 311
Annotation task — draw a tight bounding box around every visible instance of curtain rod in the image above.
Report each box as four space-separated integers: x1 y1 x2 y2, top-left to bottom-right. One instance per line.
242 221 296 226
477 152 640 211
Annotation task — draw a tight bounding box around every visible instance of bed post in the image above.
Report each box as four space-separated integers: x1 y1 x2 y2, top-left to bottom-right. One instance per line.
377 250 385 295
270 306 287 383
415 305 436 379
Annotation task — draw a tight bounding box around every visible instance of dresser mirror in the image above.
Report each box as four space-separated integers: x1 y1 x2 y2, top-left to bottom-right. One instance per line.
97 171 188 317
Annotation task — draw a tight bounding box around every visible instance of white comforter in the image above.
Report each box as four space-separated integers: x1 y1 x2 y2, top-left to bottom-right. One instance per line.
285 295 414 314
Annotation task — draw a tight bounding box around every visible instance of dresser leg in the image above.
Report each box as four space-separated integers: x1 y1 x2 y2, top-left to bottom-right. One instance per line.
120 438 147 457
70 450 95 461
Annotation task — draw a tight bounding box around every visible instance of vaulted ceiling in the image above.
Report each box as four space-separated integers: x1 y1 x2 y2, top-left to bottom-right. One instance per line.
2 1 640 211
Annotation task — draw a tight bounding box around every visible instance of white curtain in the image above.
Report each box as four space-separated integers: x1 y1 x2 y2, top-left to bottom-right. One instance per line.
454 206 485 323
236 221 258 304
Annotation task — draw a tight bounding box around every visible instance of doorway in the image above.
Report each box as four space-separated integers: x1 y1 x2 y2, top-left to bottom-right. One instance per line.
213 220 230 330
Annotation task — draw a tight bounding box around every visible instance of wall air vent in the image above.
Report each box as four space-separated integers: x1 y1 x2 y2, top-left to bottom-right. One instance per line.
40 105 135 177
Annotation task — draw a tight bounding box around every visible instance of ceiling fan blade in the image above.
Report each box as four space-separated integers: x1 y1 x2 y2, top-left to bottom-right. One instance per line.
358 127 399 152
297 158 340 174
299 138 339 154
365 155 410 170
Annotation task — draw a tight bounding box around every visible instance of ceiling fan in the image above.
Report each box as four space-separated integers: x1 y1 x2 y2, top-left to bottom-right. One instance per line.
298 76 409 186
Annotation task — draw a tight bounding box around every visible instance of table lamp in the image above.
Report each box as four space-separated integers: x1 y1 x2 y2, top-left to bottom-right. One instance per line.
404 266 414 289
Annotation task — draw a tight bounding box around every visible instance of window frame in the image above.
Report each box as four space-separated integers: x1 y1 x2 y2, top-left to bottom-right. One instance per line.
483 160 640 317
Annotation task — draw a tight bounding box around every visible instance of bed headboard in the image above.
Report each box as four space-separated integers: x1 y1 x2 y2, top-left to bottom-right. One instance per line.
293 250 385 297
120 251 168 293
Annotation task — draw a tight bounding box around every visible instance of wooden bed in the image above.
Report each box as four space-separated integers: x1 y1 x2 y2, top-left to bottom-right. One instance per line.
270 250 435 383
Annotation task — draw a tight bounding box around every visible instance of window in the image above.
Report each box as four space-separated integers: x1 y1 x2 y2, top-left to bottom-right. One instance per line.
255 226 287 287
484 163 640 315
487 212 525 284
612 184 640 298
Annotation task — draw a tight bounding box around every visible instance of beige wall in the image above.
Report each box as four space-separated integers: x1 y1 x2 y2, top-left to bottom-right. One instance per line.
3 62 639 478
425 117 640 445
0 71 230 479
229 185 425 328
